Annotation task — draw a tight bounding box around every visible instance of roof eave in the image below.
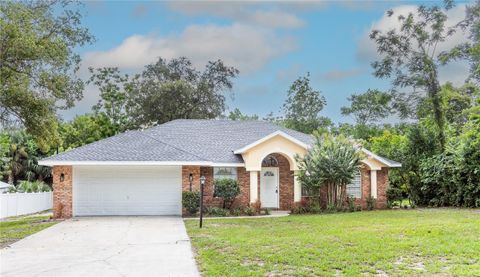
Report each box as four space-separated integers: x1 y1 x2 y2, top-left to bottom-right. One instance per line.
38 160 245 167
233 131 310 154
361 149 402 168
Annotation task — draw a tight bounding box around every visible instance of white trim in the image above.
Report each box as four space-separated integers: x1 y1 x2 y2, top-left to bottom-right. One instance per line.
39 160 245 167
370 170 378 199
294 172 301 202
233 131 310 154
362 149 402 168
249 171 259 203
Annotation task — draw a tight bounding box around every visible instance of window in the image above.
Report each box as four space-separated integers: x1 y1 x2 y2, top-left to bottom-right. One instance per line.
262 155 278 167
347 170 362 198
214 167 237 180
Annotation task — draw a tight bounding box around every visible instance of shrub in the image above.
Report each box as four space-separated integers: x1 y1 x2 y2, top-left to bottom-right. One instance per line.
230 208 242 216
206 207 230 217
263 208 271 215
366 196 376 210
214 178 241 209
355 205 362 211
16 180 51 193
182 191 200 215
347 196 356 212
386 187 403 207
244 207 257 216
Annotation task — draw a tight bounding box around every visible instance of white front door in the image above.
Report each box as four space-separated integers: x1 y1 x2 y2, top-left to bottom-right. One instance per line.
260 167 279 208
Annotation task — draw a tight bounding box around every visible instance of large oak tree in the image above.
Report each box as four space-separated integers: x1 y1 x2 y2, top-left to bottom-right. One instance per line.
0 0 93 151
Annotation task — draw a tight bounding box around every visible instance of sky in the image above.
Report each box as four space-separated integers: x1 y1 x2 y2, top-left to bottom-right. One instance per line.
61 0 471 124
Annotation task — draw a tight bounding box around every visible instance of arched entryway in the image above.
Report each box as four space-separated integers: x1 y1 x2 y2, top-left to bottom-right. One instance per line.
259 153 295 210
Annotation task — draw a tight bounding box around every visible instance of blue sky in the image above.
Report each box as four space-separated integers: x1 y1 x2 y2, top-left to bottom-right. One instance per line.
63 1 470 123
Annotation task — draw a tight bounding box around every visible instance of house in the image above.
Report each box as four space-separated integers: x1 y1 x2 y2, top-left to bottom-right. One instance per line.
0 180 11 193
39 119 401 218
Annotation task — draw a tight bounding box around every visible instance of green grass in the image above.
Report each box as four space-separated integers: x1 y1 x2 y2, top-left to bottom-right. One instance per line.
0 214 57 248
185 209 480 276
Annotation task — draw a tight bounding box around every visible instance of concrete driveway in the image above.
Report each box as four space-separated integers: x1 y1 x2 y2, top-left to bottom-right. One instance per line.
0 217 200 277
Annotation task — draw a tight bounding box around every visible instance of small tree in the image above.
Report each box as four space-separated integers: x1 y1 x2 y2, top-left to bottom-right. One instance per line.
182 191 200 215
296 133 362 209
214 179 240 209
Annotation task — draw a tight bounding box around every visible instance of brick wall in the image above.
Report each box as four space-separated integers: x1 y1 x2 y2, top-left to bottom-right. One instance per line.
182 166 201 192
232 167 250 208
376 167 389 208
303 165 389 210
275 154 294 210
52 166 72 219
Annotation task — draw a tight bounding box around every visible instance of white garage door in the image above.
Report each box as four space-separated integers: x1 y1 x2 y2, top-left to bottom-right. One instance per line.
73 166 182 216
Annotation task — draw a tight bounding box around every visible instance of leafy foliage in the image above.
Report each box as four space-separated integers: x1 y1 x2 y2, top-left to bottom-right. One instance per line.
296 133 362 209
14 180 51 193
182 191 200 215
341 89 393 125
227 108 259 121
214 178 241 209
126 57 239 127
0 0 93 151
370 2 457 148
283 73 328 134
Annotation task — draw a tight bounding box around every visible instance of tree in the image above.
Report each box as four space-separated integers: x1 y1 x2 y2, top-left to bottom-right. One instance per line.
440 1 480 82
227 108 259 121
296 133 362 209
0 131 51 185
341 89 393 125
370 2 457 149
88 67 131 132
59 114 119 150
125 57 239 127
0 1 93 151
214 178 241 209
282 73 327 134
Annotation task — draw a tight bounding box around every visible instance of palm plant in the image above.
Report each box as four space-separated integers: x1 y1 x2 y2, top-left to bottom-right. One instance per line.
296 133 362 209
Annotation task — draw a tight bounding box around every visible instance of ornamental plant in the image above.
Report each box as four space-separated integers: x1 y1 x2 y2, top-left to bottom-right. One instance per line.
214 178 240 209
296 132 362 209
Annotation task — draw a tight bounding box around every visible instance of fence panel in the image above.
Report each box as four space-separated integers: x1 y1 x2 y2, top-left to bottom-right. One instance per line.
0 192 53 219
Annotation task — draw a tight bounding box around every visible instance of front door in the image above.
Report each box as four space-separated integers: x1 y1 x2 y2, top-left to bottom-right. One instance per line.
260 167 279 208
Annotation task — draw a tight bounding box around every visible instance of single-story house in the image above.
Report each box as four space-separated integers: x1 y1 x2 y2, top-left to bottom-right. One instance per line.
39 119 401 218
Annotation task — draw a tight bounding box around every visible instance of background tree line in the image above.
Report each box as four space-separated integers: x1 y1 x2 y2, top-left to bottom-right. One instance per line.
1 0 479 207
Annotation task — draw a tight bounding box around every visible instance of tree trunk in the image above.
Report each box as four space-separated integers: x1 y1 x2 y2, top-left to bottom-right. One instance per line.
427 62 445 150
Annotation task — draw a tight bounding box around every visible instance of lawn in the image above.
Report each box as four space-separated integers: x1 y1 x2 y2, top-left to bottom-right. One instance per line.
185 209 480 276
0 214 57 248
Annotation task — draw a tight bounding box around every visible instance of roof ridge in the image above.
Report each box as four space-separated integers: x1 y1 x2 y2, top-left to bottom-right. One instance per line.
137 131 208 161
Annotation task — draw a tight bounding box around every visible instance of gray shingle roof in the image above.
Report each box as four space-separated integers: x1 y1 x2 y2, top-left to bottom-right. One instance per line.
42 120 313 164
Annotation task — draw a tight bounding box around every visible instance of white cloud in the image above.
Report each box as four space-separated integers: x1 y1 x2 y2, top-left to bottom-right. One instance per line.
357 4 470 85
168 1 306 29
82 23 297 74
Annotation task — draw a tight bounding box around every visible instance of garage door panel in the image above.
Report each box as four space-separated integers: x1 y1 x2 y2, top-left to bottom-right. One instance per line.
73 166 182 216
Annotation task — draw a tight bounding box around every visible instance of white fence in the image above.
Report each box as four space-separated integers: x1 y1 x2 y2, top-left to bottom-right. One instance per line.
0 192 52 219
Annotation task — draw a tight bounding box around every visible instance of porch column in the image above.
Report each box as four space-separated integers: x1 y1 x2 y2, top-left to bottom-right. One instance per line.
294 172 301 202
249 171 259 203
370 170 377 198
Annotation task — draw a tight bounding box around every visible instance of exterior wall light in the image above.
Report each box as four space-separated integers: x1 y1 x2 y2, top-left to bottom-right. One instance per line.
189 173 193 191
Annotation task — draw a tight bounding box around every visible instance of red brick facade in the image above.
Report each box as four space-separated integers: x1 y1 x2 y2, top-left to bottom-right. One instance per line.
307 165 389 209
352 167 389 209
50 159 389 218
180 153 295 211
52 166 73 219
274 153 295 210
